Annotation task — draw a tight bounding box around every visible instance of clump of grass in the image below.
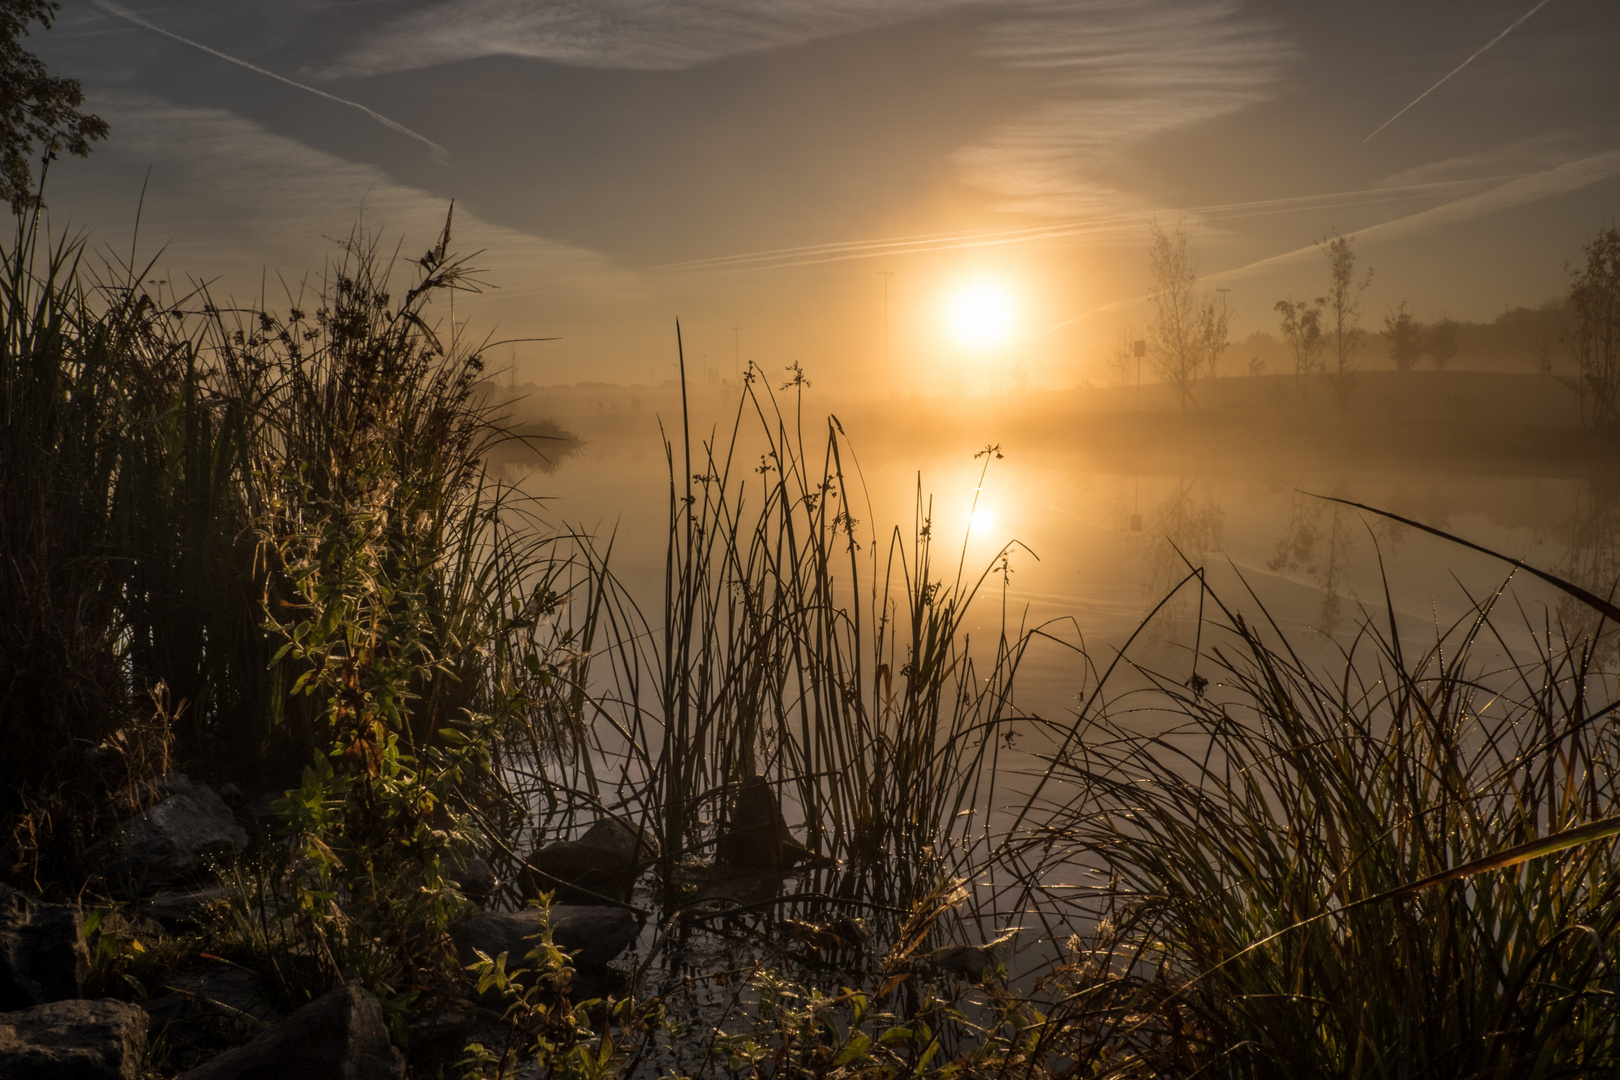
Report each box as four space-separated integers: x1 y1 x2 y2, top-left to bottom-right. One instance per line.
523 346 1034 928
0 204 197 884
1008 568 1620 1077
0 200 580 917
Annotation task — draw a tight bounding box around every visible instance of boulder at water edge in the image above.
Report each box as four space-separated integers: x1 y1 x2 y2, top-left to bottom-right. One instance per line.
0 998 148 1080
451 905 639 971
179 982 404 1080
522 816 658 903
0 885 87 1011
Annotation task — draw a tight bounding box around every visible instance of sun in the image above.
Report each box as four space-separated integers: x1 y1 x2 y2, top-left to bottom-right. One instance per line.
947 281 1017 348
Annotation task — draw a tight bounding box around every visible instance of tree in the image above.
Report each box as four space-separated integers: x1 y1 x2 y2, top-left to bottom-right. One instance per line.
1567 224 1620 428
1320 231 1372 410
1383 302 1423 373
1275 296 1324 403
1498 298 1566 378
1423 315 1459 371
1107 325 1141 387
1202 289 1232 380
1 0 108 213
1146 222 1226 411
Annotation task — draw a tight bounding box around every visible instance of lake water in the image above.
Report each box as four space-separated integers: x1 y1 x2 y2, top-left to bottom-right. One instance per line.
513 371 1617 723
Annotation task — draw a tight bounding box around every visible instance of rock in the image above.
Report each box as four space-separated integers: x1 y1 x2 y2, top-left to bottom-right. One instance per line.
447 854 497 904
918 945 991 981
144 963 285 1073
0 885 87 1011
911 929 1020 983
450 905 638 972
716 776 834 871
179 981 403 1080
93 773 248 887
522 816 658 903
405 998 507 1077
671 863 789 913
0 998 148 1080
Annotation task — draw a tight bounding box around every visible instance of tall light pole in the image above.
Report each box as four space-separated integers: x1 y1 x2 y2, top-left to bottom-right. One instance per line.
877 271 894 383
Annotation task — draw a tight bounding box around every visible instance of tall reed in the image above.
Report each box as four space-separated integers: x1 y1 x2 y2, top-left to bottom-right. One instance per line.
1009 574 1620 1077
522 352 1034 924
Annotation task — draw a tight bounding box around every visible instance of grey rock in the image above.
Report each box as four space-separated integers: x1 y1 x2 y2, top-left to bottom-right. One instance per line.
179 982 403 1080
451 905 638 971
448 854 497 903
522 816 658 903
147 963 283 1028
95 773 248 886
716 776 833 871
406 1000 507 1076
0 885 87 1012
0 998 148 1080
143 965 286 1074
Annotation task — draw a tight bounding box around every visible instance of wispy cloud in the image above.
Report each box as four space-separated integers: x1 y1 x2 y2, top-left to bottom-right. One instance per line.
73 92 639 312
653 176 1513 274
325 0 1292 222
324 0 964 76
957 0 1292 217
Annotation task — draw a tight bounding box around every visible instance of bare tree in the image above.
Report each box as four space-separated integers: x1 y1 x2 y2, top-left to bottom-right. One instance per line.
1383 302 1423 373
1146 222 1225 411
1107 325 1141 387
1424 314 1460 371
1201 290 1232 380
1567 224 1620 428
1320 231 1372 411
1275 297 1324 404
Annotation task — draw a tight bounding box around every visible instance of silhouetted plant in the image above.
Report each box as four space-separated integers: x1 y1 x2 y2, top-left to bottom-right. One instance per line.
1567 223 1620 428
0 0 108 212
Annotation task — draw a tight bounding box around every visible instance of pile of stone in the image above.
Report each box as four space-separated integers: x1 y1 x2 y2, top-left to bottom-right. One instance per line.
0 775 650 1078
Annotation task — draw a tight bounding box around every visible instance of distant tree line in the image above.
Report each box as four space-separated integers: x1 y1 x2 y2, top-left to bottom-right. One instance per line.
1121 220 1620 429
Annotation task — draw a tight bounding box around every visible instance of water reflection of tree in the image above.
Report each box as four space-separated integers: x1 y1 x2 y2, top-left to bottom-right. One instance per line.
1267 484 1417 633
1269 489 1355 631
1132 478 1224 638
1553 478 1620 648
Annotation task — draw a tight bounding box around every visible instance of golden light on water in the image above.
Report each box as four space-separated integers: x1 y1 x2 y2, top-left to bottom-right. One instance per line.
946 281 1017 349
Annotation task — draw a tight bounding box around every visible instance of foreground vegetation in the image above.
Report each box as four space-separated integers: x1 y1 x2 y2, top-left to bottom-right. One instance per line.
4 202 1620 1078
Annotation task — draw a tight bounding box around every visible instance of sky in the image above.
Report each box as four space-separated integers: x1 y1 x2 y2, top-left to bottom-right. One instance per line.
28 0 1620 392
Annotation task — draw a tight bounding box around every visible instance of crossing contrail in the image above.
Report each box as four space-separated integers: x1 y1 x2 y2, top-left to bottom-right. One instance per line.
88 0 450 165
1364 0 1556 143
652 175 1522 275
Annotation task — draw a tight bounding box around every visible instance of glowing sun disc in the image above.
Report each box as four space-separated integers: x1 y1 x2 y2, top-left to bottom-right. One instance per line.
948 282 1016 348
969 506 996 534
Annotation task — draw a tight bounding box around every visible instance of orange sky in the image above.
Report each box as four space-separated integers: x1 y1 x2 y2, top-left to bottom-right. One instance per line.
33 0 1620 392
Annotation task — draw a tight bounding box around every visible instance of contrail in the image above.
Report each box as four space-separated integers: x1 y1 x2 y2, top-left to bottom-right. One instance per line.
653 175 1522 275
88 0 450 165
1033 148 1620 339
1364 0 1556 143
